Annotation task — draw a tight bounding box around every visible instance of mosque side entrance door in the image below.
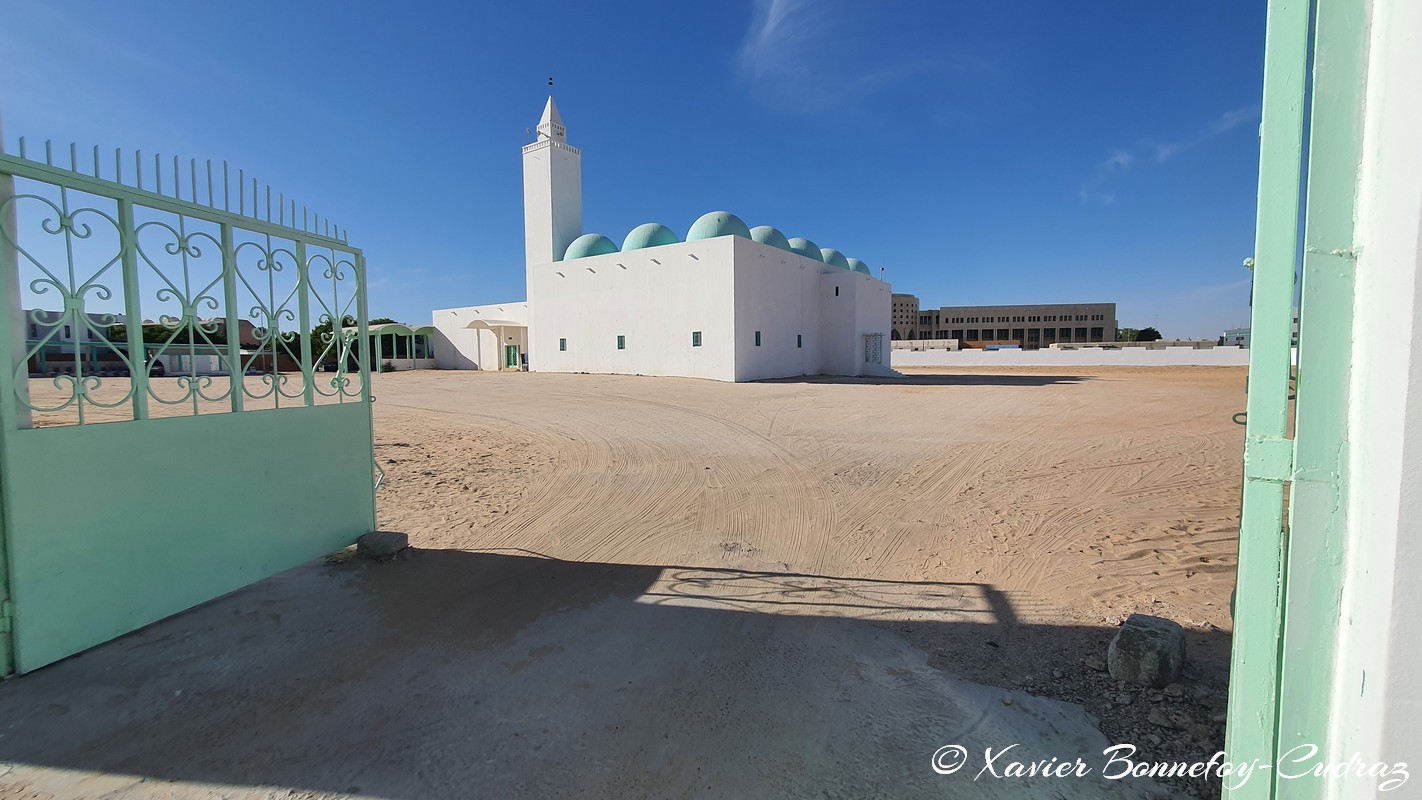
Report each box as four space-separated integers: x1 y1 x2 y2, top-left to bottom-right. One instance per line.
505 345 518 369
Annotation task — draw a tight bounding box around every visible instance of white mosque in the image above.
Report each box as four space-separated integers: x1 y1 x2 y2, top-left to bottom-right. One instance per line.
431 97 894 382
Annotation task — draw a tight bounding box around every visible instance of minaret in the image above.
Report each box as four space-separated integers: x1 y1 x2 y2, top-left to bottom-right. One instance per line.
521 96 583 283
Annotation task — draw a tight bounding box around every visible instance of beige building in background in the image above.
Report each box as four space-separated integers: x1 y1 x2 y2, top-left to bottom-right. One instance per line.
891 296 1116 349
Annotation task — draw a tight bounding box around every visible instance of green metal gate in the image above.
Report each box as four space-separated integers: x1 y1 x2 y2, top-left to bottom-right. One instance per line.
0 138 377 675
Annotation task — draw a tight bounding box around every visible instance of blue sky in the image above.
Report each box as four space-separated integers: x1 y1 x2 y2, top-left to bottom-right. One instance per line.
1 0 1265 338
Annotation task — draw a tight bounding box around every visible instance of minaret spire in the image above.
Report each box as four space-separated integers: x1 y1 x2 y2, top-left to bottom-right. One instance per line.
537 96 566 143
522 94 582 269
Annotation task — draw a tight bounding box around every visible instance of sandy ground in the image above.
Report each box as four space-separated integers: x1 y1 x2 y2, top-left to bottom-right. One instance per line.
0 366 1247 799
372 367 1244 635
22 365 1246 632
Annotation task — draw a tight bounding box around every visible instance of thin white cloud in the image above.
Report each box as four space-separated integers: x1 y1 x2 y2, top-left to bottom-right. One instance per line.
1146 106 1260 164
735 0 827 104
1209 107 1259 137
1079 106 1260 203
737 0 820 81
1101 150 1136 172
733 0 980 113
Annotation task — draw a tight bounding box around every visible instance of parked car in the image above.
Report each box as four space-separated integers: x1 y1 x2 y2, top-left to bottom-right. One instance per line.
147 359 166 377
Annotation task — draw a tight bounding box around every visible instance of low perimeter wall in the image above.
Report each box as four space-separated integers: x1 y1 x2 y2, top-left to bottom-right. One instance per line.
891 345 1253 368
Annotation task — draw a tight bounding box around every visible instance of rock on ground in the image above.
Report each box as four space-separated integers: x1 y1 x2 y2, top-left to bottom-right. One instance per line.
1108 614 1186 688
356 530 409 558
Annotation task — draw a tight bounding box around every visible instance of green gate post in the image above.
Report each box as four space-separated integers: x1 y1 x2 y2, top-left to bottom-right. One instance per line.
1225 0 1311 796
118 198 149 421
220 222 244 412
0 117 22 674
356 253 376 520
295 240 314 406
1277 0 1368 793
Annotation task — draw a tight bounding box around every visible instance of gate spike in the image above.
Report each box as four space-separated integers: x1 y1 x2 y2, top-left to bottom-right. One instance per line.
223 161 230 211
69 142 77 172
155 153 162 195
115 148 121 184
17 136 25 159
44 139 52 165
238 168 245 215
206 160 214 207
136 150 143 190
92 144 100 178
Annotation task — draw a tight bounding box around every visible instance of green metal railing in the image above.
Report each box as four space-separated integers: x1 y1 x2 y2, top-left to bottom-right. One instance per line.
0 140 371 424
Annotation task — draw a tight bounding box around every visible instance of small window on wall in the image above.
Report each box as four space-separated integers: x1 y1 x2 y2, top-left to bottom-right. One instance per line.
559 338 567 351
797 334 802 349
834 287 839 297
754 331 761 347
617 335 626 350
692 331 702 347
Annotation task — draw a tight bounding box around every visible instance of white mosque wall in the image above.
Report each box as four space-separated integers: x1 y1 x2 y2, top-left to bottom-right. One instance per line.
818 270 857 378
851 270 893 373
529 238 740 381
431 302 529 371
814 264 893 379
527 236 891 382
731 237 825 382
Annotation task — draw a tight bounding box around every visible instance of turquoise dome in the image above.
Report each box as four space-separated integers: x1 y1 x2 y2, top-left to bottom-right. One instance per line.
749 225 795 253
787 237 823 261
622 223 680 251
846 258 871 275
686 211 752 241
820 248 851 270
562 233 618 260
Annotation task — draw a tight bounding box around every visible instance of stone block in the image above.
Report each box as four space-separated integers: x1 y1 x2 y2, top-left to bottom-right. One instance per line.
1108 613 1186 688
357 530 409 559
